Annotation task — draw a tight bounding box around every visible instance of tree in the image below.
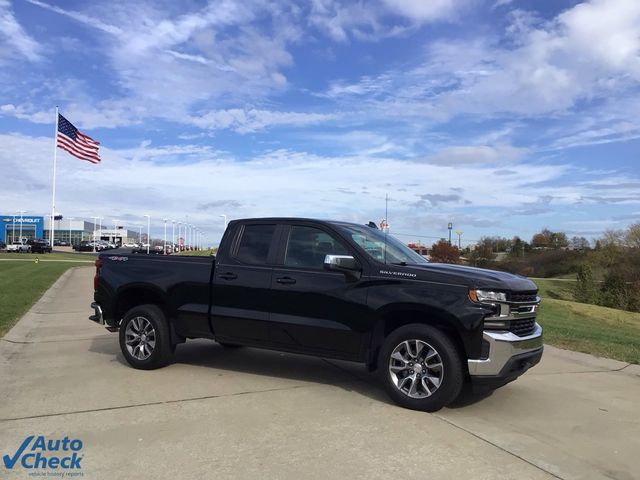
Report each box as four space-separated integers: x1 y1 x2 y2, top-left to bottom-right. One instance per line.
430 240 460 264
570 236 590 250
574 264 597 304
600 229 624 248
599 271 630 310
550 231 569 249
624 223 640 249
531 228 568 249
531 232 549 248
467 238 496 267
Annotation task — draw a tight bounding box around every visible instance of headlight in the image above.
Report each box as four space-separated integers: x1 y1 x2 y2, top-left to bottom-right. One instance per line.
468 289 507 303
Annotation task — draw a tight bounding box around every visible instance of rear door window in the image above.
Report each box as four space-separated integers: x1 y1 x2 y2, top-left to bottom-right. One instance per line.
235 224 276 265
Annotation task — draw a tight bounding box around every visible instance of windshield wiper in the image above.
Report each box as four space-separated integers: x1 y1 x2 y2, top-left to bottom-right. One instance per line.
391 261 407 266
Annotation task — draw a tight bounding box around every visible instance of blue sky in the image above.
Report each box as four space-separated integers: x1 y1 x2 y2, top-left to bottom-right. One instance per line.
0 0 639 245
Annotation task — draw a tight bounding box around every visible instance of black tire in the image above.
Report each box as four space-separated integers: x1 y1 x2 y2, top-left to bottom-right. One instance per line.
119 304 174 370
217 341 243 348
378 324 464 412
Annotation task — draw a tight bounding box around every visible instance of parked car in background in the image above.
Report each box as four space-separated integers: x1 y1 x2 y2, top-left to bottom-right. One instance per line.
131 244 145 254
7 240 31 253
75 240 101 252
28 239 52 254
53 240 70 246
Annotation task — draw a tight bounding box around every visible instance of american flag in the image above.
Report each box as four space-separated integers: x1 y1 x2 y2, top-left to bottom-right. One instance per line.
57 114 101 164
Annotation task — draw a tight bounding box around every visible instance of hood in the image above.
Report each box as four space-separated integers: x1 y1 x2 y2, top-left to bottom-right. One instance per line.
398 263 537 292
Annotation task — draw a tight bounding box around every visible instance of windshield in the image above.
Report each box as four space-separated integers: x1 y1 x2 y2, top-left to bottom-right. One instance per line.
336 224 428 265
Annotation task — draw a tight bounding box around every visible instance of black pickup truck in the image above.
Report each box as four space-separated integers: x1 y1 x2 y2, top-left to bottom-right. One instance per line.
90 218 543 411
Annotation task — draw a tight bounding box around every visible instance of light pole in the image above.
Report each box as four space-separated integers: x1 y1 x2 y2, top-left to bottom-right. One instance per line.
69 217 74 246
163 218 167 255
185 215 189 250
18 210 26 241
177 222 182 251
171 220 175 254
455 230 464 249
220 214 227 230
91 216 99 253
189 224 193 250
144 215 151 254
112 219 118 246
98 217 104 244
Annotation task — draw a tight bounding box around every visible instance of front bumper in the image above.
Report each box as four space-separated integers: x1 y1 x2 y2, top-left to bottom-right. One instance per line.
467 323 543 387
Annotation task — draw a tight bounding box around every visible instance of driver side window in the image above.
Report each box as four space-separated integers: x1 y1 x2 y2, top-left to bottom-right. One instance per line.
284 226 349 269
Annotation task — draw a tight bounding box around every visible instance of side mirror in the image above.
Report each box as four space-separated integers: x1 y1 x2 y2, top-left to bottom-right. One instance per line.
324 255 360 273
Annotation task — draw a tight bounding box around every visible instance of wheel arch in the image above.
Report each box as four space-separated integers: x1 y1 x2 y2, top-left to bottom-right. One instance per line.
115 285 169 322
368 304 467 372
115 286 185 345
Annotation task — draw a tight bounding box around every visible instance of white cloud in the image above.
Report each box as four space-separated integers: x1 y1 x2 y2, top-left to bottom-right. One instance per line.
5 132 633 243
0 0 41 62
22 0 298 129
317 0 640 128
425 145 527 165
381 0 470 22
190 108 336 133
0 104 51 123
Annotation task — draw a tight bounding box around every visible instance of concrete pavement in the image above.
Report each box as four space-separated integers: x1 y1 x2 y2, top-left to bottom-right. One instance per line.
1 266 639 479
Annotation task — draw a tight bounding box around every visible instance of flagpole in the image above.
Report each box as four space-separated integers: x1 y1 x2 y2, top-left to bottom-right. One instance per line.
50 106 59 248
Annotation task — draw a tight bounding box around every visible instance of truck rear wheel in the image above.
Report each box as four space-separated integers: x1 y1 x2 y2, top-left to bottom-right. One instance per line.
119 304 174 370
378 324 464 412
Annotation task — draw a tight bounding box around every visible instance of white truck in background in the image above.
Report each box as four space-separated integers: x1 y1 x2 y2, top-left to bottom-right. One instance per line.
6 239 31 253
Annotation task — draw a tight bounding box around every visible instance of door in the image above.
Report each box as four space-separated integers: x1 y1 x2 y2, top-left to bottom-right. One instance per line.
269 225 369 359
211 223 279 344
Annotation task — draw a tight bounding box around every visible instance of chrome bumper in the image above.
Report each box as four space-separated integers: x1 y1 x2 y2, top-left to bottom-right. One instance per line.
468 323 543 376
89 301 105 325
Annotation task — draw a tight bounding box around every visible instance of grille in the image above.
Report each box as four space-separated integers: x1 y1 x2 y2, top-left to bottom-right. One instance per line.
510 292 538 303
510 317 536 337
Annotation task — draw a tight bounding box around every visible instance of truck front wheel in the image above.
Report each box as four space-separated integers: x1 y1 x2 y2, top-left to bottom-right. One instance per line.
379 324 464 412
119 304 174 370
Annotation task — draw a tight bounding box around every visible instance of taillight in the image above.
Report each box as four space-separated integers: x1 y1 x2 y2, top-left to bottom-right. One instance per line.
94 258 103 291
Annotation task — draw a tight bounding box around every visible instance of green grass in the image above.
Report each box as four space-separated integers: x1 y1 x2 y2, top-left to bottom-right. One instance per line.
0 251 96 262
173 248 217 257
532 278 576 301
537 297 640 364
0 261 88 337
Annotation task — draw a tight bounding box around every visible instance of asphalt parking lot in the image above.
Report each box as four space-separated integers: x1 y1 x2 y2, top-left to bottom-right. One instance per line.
1 266 639 479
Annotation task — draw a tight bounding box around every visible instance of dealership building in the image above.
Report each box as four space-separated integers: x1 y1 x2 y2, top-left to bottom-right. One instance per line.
1 214 140 245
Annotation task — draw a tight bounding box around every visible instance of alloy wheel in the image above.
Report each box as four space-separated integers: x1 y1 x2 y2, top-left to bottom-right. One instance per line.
388 339 444 399
125 316 156 361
